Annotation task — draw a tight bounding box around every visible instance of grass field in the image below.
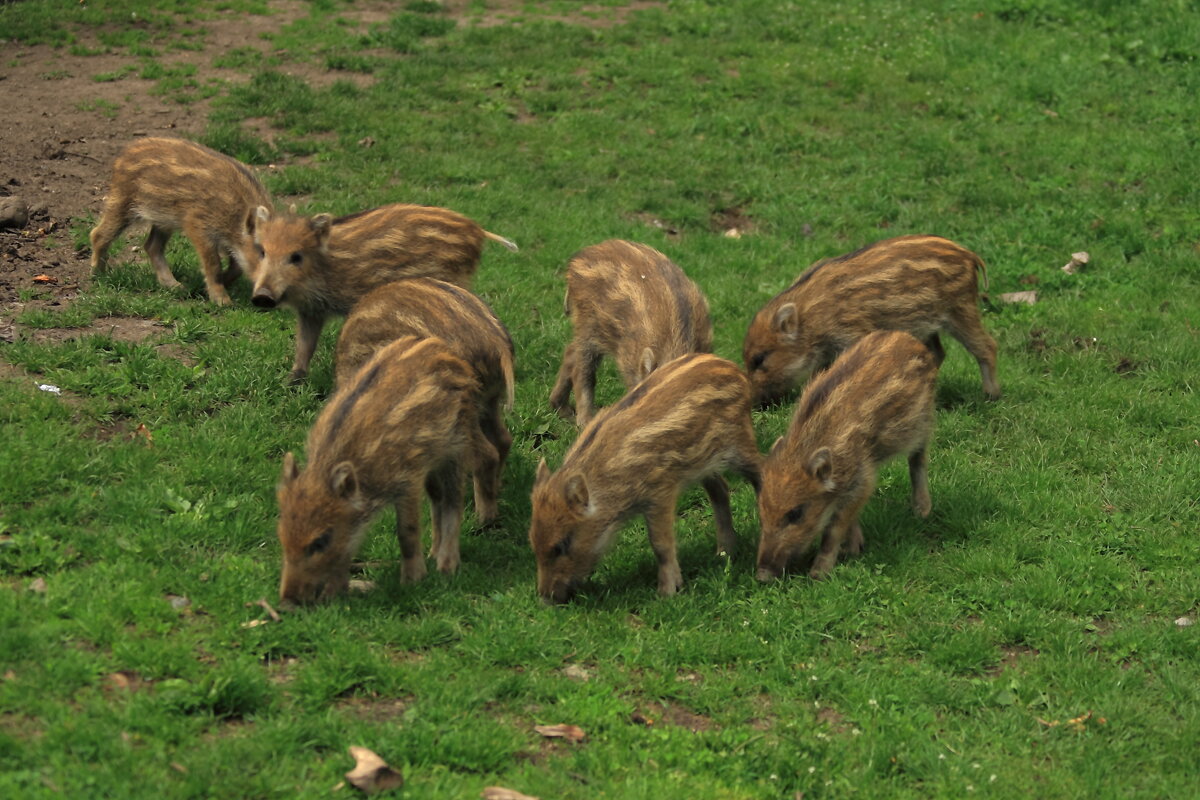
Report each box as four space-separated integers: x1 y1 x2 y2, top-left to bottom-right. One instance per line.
1 0 1198 797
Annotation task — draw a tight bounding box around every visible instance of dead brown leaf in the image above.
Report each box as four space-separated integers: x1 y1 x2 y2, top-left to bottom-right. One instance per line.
1061 251 1089 274
246 597 282 622
32 274 57 284
534 723 586 743
28 576 47 593
482 788 540 800
345 746 403 794
134 423 154 444
562 663 592 681
348 579 376 593
998 290 1038 305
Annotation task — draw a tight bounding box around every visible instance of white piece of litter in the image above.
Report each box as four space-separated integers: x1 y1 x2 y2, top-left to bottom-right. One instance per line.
37 384 62 395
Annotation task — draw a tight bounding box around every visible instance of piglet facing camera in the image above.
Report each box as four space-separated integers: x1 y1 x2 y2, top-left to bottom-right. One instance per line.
756 330 939 581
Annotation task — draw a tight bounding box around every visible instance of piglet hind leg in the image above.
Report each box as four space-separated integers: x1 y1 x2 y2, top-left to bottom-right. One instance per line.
645 494 683 596
287 313 326 385
548 341 577 419
701 475 737 557
395 492 427 583
427 463 465 575
908 447 932 518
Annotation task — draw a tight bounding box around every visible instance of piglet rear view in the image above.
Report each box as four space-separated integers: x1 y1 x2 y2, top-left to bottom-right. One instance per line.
756 330 938 581
276 336 481 604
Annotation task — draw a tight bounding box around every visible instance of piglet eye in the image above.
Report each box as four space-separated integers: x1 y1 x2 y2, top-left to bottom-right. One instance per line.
550 537 571 558
305 530 332 557
288 252 303 266
783 504 806 525
750 352 767 372
255 245 265 258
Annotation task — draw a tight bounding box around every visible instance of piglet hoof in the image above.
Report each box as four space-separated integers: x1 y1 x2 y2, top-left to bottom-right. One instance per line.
286 369 308 386
755 567 779 583
912 494 932 518
208 291 233 307
657 567 683 597
435 554 460 575
400 558 427 583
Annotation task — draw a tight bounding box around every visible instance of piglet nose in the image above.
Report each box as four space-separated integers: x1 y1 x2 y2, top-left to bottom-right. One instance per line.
252 292 277 309
755 566 779 583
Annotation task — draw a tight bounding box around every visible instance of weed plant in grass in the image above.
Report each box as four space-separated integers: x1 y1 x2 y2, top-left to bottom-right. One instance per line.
2 0 1199 797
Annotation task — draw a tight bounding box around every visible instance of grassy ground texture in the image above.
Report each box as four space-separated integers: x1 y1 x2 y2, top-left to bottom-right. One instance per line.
1 0 1198 797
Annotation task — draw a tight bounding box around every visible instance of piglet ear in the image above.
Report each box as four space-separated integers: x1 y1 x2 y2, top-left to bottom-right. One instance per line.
256 205 272 224
770 436 785 456
279 451 300 488
564 473 592 515
329 461 359 500
774 303 799 337
309 211 333 239
535 458 551 486
288 203 298 215
807 447 835 492
639 347 657 382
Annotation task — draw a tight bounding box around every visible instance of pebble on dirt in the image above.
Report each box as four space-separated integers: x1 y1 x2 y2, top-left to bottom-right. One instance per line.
0 197 29 230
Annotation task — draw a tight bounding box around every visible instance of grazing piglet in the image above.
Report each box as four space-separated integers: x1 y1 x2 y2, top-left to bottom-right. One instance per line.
742 234 999 406
90 137 272 306
334 279 514 524
548 239 713 426
756 330 938 581
251 203 518 384
531 353 761 603
276 336 480 604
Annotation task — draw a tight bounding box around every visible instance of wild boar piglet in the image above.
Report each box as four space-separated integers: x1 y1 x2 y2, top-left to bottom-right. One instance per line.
743 234 999 407
252 203 517 384
90 137 272 306
756 330 938 581
276 336 481 604
335 278 514 524
549 239 713 426
531 353 761 604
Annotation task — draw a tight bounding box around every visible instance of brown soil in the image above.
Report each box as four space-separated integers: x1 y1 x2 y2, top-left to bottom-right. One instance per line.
0 0 663 333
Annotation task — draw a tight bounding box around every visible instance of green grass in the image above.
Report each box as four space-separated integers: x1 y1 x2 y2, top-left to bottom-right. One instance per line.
2 0 1199 797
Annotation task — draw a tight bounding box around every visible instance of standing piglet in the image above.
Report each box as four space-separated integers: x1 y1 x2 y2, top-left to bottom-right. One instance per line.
335 279 514 525
755 330 938 581
251 203 518 384
548 239 713 426
531 353 761 603
276 336 480 604
90 137 272 306
742 234 999 406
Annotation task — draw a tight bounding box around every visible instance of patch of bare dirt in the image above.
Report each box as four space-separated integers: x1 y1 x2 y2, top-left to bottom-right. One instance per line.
632 700 716 733
460 0 666 29
335 694 412 722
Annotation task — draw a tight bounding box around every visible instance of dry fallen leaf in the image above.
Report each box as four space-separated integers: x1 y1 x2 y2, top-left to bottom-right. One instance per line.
998 291 1038 305
241 619 270 629
1175 616 1194 628
723 227 742 239
348 579 376 593
28 577 47 593
32 274 58 284
1061 251 1089 275
245 597 282 622
345 746 403 794
562 663 592 681
482 788 540 800
135 423 154 444
534 723 586 743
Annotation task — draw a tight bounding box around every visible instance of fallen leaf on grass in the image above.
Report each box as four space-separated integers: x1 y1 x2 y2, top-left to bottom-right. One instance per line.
630 711 655 726
998 291 1038 305
534 723 586 743
241 619 270 629
348 579 376 593
32 274 58 284
245 597 282 622
1175 617 1194 628
134 423 154 444
3 670 16 681
1061 251 1089 274
345 746 403 794
562 663 592 681
166 594 190 610
482 787 540 800
28 577 47 593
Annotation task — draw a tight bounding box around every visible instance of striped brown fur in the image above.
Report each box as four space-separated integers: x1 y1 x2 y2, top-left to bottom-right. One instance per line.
251 203 518 384
548 239 714 426
89 137 272 306
531 353 761 603
742 234 999 407
276 336 482 604
335 279 515 524
756 330 938 581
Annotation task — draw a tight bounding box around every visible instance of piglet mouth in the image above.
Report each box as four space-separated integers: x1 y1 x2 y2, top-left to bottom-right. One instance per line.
539 579 579 605
755 565 782 583
251 292 278 309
